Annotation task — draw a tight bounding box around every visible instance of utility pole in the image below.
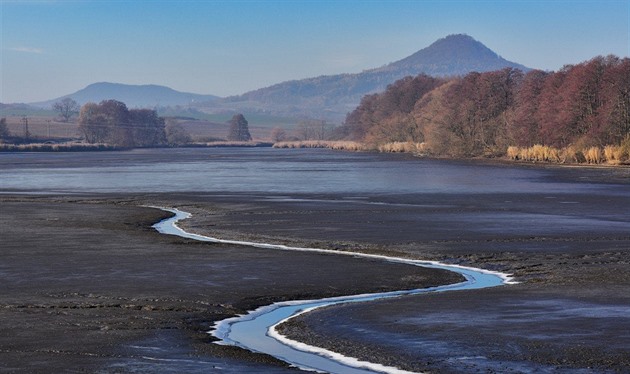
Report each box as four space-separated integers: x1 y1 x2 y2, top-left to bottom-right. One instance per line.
46 119 51 138
21 116 30 140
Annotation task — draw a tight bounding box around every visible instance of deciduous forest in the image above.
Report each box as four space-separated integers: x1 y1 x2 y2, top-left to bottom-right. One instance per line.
342 56 630 163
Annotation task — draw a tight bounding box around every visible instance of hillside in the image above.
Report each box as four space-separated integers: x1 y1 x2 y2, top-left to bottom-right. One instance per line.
342 55 630 160
25 35 531 123
375 34 528 76
32 82 219 109
218 34 529 121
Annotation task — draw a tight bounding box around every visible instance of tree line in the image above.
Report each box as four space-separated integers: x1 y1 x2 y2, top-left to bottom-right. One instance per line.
342 55 630 157
78 99 192 147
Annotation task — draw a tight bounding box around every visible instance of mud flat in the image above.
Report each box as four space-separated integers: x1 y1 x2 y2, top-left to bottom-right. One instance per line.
191 192 630 373
0 197 461 373
1 149 629 373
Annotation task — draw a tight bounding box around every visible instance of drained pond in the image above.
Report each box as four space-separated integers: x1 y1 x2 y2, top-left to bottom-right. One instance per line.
2 147 629 373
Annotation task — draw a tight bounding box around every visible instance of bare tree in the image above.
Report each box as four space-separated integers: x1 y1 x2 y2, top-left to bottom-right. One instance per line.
165 119 191 146
270 126 287 142
295 121 313 140
313 120 332 140
295 119 332 140
53 98 80 122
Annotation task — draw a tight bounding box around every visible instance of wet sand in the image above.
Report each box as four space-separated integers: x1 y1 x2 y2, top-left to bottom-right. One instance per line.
1 153 629 373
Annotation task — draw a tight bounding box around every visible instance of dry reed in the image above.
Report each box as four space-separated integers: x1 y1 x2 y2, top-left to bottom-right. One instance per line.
377 142 427 154
585 146 603 164
0 142 118 152
193 141 273 147
507 144 628 165
273 141 366 151
603 145 626 164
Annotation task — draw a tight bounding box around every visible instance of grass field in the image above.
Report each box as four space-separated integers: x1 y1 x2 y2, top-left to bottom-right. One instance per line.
3 116 81 139
1 115 289 143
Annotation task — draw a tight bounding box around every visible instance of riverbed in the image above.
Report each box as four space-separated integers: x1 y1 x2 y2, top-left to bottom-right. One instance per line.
154 207 513 373
1 148 629 372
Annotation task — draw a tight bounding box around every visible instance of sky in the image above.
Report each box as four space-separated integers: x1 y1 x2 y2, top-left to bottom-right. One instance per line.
1 0 629 103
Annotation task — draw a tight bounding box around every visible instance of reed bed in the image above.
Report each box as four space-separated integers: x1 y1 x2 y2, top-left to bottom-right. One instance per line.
603 145 627 165
0 142 118 152
273 140 366 151
377 142 427 154
507 144 628 165
190 141 273 148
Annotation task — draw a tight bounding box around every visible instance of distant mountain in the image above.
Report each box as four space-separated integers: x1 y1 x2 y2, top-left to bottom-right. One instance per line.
28 35 530 122
32 82 220 109
374 34 528 76
0 102 48 117
217 34 530 121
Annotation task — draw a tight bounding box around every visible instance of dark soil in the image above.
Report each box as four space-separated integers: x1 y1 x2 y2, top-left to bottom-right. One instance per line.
135 189 630 373
0 197 460 373
1 151 629 373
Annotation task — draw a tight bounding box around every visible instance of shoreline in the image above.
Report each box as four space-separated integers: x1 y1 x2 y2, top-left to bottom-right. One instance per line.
2 144 628 171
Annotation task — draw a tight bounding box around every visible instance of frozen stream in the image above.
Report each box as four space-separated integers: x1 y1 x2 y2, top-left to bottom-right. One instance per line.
152 207 516 374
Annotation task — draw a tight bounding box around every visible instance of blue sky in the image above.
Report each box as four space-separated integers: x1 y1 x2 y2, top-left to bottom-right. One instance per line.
1 0 629 103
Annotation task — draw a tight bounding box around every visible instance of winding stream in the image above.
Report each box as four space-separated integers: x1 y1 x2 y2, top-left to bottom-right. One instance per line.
152 207 516 374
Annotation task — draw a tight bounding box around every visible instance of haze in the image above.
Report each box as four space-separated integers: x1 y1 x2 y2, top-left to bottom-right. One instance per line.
1 0 629 103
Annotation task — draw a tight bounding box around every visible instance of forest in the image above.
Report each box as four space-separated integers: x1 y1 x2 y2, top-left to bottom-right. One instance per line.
341 56 630 163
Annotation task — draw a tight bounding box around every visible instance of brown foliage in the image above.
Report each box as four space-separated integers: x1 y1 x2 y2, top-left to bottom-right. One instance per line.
440 68 522 155
510 69 548 146
341 55 629 157
344 74 446 141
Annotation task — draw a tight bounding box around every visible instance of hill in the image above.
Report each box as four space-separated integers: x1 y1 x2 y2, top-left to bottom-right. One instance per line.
32 82 220 109
26 35 530 123
218 34 529 121
342 55 629 160
374 34 528 76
